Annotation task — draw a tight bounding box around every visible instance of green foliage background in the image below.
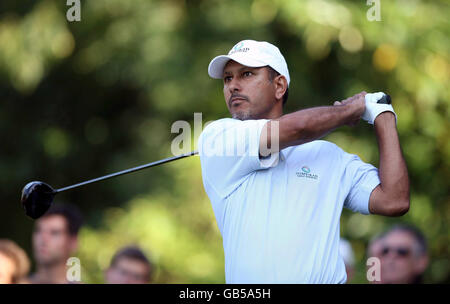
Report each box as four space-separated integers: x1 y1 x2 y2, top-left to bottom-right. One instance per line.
0 0 448 283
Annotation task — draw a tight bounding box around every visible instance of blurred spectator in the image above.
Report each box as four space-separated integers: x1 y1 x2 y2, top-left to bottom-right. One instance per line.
105 246 153 284
0 239 30 284
29 204 83 284
378 224 429 284
339 238 355 283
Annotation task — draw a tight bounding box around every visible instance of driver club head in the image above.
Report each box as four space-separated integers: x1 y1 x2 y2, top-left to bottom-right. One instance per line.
377 94 391 104
21 181 56 219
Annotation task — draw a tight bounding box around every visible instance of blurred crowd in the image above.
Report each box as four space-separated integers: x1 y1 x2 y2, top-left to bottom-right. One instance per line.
1 204 153 284
1 202 429 284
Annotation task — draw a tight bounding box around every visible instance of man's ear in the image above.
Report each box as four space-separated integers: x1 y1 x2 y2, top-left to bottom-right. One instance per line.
274 75 288 101
414 254 429 275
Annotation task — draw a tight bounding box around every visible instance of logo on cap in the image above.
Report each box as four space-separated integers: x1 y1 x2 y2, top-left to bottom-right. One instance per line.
229 42 250 55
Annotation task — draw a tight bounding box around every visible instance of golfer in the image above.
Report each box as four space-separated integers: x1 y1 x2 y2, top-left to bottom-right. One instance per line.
198 40 410 283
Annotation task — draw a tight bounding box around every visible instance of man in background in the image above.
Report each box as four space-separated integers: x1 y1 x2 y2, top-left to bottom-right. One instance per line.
378 224 429 284
105 246 153 284
0 239 30 284
29 204 83 284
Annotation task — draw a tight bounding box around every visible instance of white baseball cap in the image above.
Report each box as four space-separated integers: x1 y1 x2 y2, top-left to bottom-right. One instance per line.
208 40 290 87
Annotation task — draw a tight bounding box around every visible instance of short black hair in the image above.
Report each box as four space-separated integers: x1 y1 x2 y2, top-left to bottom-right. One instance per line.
110 246 153 279
266 66 289 106
41 204 83 236
384 224 428 255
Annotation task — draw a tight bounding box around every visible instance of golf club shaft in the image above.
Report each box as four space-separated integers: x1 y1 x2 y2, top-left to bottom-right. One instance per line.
55 150 198 193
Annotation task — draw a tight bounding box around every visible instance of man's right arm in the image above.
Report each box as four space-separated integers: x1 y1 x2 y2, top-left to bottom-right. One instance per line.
260 92 366 154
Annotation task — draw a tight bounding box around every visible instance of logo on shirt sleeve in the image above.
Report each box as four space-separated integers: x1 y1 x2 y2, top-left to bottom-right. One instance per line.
296 166 319 180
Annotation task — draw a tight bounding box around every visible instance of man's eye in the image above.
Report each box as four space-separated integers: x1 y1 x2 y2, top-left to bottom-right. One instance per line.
224 76 232 82
243 71 252 77
51 230 61 236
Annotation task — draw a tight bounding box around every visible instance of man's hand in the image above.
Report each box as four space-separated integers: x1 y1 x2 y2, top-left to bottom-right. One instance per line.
333 91 366 127
362 92 397 125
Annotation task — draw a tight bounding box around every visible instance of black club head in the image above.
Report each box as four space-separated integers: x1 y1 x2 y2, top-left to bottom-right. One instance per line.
21 181 56 219
377 94 392 104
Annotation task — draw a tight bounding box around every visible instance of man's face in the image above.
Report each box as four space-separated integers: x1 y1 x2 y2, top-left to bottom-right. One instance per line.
0 253 15 284
222 60 278 120
380 231 427 284
32 215 77 266
106 257 150 284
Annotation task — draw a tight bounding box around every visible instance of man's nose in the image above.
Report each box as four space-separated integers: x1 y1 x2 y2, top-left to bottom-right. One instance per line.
228 77 241 93
38 231 50 244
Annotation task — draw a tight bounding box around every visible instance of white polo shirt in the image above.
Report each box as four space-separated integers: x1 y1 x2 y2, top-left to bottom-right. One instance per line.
198 118 380 283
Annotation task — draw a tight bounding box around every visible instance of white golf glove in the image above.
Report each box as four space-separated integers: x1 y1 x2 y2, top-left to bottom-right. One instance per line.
362 92 397 125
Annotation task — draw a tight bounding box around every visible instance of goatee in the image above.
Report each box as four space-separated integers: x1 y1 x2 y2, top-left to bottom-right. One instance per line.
232 110 253 121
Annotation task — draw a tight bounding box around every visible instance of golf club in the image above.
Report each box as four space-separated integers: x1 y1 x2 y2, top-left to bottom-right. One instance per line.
21 150 198 219
377 94 391 104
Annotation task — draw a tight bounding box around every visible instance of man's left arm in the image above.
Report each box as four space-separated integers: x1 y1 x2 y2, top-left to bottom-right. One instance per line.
368 113 410 216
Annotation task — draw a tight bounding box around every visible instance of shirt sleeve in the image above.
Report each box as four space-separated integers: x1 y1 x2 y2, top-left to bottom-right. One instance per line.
198 118 279 199
343 153 381 215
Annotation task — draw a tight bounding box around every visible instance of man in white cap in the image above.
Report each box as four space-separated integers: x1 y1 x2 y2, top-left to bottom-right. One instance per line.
198 40 410 283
